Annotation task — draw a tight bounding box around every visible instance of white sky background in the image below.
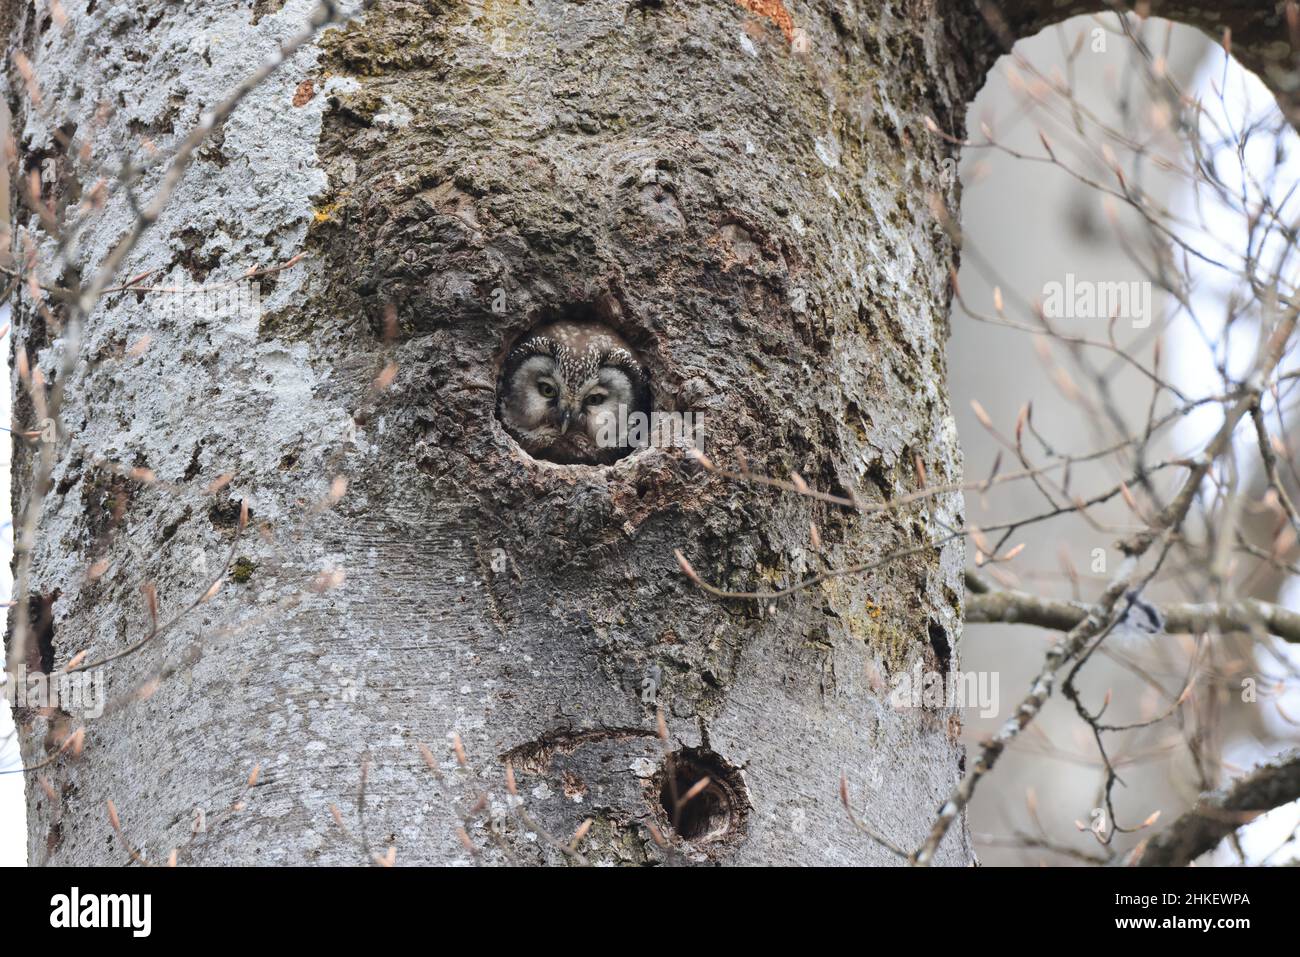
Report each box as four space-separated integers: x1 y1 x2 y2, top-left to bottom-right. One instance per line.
1166 47 1300 862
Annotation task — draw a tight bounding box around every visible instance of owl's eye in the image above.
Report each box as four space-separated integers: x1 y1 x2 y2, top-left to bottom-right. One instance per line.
537 381 557 399
584 392 607 408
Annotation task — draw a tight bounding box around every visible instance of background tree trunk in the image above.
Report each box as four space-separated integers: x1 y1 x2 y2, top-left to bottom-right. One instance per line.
14 0 1283 867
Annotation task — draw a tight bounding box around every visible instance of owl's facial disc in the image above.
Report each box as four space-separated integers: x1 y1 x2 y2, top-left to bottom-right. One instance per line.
500 331 647 464
503 356 564 439
578 367 634 450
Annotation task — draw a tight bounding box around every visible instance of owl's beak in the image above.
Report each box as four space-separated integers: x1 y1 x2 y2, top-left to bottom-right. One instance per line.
558 408 573 435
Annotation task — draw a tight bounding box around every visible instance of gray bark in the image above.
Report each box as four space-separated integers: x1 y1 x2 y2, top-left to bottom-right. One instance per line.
6 0 1286 866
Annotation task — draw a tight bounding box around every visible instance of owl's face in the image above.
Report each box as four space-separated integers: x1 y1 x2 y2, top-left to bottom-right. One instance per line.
499 321 647 464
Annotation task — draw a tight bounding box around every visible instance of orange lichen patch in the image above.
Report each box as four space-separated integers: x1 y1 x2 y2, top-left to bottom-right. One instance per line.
734 0 795 42
292 79 316 107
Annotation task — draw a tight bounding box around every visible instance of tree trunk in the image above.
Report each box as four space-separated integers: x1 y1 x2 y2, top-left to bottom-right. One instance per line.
7 0 1286 867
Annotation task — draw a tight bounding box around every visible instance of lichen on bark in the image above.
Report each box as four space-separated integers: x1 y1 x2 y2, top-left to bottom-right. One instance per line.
297 0 972 864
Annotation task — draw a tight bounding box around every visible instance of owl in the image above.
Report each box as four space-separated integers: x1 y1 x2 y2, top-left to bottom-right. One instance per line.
498 321 649 464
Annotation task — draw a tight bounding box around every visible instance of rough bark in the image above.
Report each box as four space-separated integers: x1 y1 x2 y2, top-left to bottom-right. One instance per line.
6 0 1292 867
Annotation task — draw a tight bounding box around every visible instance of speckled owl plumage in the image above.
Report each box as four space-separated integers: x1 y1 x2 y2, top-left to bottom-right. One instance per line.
507 336 645 392
498 320 649 465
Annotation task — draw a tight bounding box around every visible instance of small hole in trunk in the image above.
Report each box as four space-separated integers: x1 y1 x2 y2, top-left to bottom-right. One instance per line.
655 747 748 845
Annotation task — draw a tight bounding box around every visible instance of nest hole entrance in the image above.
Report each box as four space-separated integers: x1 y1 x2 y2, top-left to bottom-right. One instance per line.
657 748 747 845
494 302 679 468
